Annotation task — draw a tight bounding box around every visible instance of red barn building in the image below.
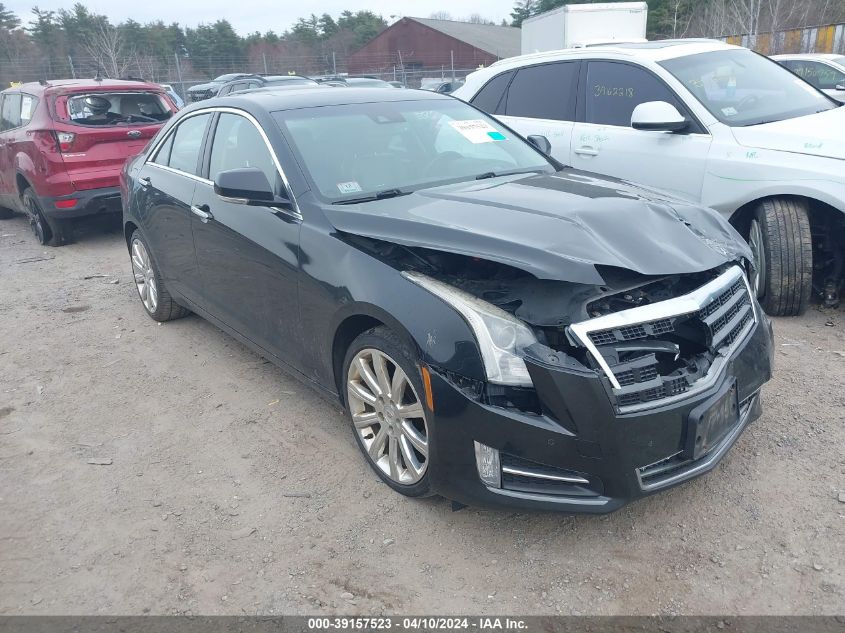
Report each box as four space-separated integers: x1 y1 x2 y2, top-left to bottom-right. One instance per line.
347 17 520 81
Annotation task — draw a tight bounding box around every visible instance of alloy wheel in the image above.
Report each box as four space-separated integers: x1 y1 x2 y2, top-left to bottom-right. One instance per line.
130 238 159 314
748 218 766 299
346 348 429 485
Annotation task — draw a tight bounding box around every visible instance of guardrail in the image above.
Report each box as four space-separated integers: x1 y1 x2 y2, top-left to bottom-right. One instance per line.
721 22 845 55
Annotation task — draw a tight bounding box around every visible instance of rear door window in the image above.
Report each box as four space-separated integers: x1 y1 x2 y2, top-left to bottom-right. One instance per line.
62 92 173 126
161 113 211 175
503 62 579 121
584 61 685 127
470 71 514 114
1 93 22 130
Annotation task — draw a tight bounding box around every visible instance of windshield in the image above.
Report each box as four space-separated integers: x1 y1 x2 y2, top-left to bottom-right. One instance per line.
660 49 838 126
273 99 553 202
64 92 172 126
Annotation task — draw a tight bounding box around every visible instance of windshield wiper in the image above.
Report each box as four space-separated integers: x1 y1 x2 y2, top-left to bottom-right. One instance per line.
475 168 543 180
333 188 411 205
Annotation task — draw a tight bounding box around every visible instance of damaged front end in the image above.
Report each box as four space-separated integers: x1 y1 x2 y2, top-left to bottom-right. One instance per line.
330 183 773 510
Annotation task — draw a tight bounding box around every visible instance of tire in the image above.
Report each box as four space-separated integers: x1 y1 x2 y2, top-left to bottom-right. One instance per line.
22 189 70 247
749 198 812 316
128 229 190 322
343 326 434 498
0 207 15 219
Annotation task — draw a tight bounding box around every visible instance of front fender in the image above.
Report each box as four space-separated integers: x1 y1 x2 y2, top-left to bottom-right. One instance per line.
703 147 845 218
297 218 486 393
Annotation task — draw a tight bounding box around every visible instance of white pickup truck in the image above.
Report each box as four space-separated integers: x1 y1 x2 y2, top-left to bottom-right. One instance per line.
454 40 844 315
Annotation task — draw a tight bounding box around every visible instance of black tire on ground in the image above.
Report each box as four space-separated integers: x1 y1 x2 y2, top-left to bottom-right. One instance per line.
0 207 15 219
22 189 71 247
128 229 190 322
752 198 813 316
342 326 434 498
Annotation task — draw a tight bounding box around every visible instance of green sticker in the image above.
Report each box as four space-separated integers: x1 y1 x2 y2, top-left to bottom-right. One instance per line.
487 131 506 141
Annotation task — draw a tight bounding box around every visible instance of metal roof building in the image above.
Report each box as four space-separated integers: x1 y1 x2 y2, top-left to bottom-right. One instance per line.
347 17 521 78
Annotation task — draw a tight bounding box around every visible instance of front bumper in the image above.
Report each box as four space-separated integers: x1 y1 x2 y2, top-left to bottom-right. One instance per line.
426 310 773 513
39 187 122 220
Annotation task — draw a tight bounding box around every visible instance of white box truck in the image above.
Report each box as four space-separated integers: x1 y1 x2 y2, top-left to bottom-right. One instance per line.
521 2 648 54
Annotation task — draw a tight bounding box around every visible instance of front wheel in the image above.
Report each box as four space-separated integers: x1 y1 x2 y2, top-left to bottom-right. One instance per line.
749 198 812 316
343 327 433 497
0 207 15 219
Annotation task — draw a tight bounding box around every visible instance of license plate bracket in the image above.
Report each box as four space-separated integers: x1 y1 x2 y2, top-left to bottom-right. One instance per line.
685 380 739 460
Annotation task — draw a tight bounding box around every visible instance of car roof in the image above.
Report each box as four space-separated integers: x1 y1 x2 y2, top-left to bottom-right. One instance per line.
489 39 738 69
203 86 448 112
9 78 163 95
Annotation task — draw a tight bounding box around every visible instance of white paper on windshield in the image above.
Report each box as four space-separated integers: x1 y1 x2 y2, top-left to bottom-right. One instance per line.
721 106 738 117
337 181 362 194
449 119 506 144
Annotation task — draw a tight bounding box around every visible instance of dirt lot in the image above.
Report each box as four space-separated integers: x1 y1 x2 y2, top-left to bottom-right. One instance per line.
0 214 843 616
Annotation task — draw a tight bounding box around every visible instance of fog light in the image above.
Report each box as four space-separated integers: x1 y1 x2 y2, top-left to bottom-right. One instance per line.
474 441 501 488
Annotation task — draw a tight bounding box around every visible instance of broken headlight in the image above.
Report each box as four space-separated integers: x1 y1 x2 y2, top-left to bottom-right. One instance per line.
402 271 536 386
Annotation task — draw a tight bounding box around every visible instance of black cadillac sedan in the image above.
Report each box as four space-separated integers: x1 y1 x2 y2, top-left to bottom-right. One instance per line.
120 87 773 512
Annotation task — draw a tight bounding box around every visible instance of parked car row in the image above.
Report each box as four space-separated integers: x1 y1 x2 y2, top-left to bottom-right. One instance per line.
454 39 845 316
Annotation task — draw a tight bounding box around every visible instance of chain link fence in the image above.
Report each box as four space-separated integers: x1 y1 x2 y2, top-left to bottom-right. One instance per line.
1 52 485 98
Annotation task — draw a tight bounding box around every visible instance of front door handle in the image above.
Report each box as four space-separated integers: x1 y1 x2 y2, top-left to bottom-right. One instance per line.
138 176 151 187
574 146 599 157
191 204 213 222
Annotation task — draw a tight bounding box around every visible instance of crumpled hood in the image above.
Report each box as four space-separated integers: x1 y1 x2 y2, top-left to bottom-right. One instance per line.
731 106 845 160
322 170 751 285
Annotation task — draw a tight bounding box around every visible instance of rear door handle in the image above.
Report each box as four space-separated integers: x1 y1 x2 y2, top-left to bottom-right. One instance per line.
138 176 151 187
191 204 213 222
574 146 599 156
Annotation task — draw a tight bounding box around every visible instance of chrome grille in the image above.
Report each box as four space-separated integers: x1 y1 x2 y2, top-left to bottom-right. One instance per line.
569 266 756 410
588 318 674 346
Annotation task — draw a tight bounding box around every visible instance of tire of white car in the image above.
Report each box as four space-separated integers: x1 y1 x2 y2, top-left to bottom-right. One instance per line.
753 197 813 316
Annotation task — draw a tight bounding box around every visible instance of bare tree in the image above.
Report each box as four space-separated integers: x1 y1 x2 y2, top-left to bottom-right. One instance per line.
429 11 453 21
82 22 133 78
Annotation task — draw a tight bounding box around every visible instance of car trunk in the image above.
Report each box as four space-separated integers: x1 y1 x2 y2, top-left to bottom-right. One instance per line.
51 90 172 191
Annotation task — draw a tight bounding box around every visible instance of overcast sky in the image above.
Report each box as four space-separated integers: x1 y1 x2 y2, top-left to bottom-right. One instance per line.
6 0 519 34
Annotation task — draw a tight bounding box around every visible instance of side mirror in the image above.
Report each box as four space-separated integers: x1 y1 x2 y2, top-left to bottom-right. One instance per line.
631 101 689 132
526 134 552 154
214 167 279 205
836 83 845 91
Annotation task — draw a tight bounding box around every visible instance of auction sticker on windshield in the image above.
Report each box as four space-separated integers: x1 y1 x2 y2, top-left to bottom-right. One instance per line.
337 181 363 194
449 119 506 143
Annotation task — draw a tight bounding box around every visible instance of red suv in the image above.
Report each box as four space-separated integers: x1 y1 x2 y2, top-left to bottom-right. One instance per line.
0 78 178 245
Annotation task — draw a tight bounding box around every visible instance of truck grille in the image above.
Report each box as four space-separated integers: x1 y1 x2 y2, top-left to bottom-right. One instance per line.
569 266 756 411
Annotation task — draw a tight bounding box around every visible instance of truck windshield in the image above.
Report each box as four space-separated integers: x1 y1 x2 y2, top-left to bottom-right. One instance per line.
660 48 839 126
273 99 553 202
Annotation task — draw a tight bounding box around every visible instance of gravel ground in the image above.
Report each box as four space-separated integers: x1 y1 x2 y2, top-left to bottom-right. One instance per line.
0 214 843 616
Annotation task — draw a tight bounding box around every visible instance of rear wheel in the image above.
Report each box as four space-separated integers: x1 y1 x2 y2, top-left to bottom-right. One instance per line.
129 229 190 322
749 198 812 316
343 327 433 498
22 189 70 247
